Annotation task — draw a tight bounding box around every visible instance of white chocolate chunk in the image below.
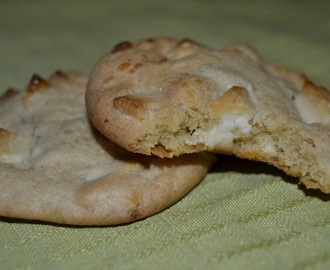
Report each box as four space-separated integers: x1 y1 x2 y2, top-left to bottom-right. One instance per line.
207 116 252 147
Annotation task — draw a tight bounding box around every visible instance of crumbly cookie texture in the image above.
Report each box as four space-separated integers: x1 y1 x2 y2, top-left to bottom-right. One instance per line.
86 38 330 193
0 71 215 225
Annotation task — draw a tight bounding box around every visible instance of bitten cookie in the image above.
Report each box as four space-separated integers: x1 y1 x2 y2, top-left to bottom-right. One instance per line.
86 38 330 193
0 71 215 225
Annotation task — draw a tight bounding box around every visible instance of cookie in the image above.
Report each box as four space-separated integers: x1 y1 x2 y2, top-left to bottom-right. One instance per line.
0 71 215 225
86 38 330 193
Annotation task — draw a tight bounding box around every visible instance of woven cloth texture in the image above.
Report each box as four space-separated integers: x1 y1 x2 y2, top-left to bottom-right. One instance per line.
0 0 329 269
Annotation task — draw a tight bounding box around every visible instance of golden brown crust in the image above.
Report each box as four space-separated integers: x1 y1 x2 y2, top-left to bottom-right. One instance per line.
113 95 152 120
0 89 19 102
300 80 330 124
208 86 254 116
111 41 133 54
25 74 50 93
86 37 330 193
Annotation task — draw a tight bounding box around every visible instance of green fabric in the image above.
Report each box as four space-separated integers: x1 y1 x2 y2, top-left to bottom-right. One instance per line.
0 0 329 269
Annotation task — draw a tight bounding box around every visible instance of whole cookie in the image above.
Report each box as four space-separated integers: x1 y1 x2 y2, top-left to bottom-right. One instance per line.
86 38 330 193
0 71 215 225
